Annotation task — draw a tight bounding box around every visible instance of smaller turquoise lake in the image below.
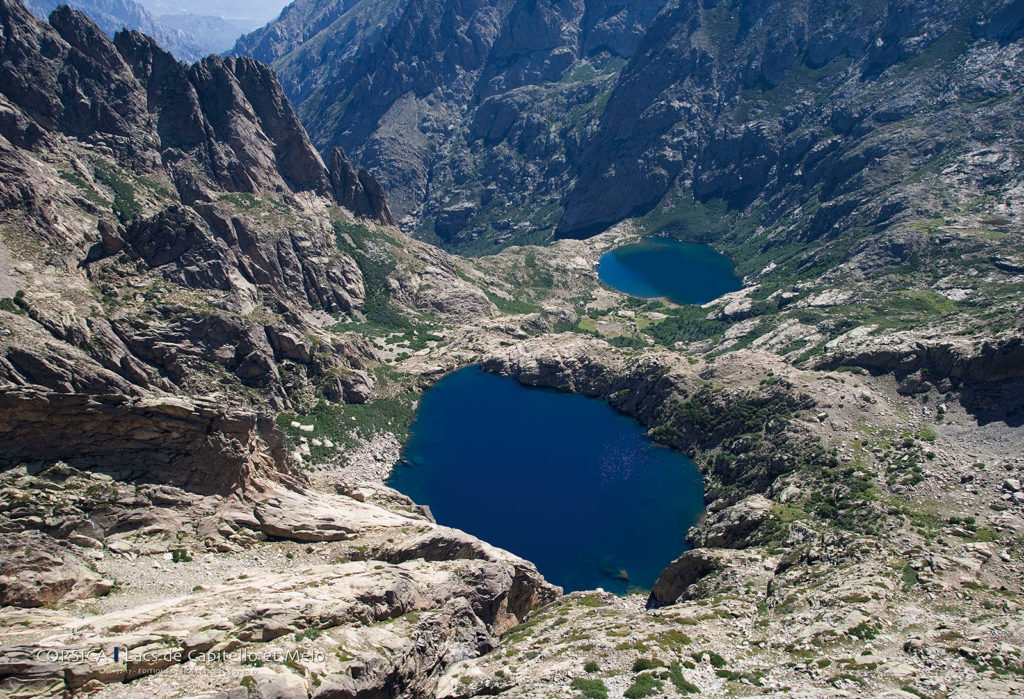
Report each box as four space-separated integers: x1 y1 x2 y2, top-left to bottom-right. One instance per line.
598 239 741 305
389 366 704 594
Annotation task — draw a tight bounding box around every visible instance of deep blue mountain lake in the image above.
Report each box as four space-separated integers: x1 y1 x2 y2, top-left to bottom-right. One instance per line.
598 238 742 305
389 366 704 593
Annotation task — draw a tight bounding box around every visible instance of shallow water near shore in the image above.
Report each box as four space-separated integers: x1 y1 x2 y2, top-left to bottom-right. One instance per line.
598 238 741 305
389 366 704 593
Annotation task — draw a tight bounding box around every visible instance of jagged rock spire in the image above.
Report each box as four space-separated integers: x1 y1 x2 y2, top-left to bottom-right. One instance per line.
329 146 395 226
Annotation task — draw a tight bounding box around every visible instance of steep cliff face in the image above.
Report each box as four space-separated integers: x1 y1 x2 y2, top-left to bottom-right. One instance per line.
234 0 1024 268
231 0 666 249
0 389 292 493
0 0 404 412
558 0 1024 238
329 145 396 225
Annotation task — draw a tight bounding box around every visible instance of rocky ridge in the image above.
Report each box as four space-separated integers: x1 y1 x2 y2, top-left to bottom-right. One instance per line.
438 334 1024 698
0 4 556 697
231 0 1024 269
25 0 257 61
0 0 404 411
0 0 1022 697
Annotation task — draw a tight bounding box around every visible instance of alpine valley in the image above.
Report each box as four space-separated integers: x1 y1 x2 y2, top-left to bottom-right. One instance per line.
0 0 1022 697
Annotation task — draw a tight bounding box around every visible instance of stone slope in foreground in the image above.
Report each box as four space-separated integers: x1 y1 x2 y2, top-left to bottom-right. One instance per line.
0 2 551 697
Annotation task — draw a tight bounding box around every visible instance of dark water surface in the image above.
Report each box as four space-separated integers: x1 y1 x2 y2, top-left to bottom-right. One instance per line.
389 366 704 593
597 238 741 305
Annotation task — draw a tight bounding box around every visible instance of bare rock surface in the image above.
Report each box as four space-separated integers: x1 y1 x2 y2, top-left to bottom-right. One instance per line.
0 532 113 608
0 2 1023 698
0 389 291 494
0 451 557 698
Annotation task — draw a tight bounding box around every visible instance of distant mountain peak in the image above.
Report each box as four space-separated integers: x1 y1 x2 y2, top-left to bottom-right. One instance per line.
24 0 261 60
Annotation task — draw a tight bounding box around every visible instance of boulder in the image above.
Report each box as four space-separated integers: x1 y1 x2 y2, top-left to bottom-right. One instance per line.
0 533 112 608
697 494 775 548
266 327 313 364
647 548 729 608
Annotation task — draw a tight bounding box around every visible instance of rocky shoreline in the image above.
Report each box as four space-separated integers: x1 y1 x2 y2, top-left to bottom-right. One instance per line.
5 321 1021 697
0 0 1022 696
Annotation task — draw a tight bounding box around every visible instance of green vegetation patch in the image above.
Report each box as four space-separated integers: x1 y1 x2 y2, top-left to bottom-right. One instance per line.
655 628 693 649
218 192 261 209
648 305 729 347
276 395 416 458
669 661 700 693
571 677 609 699
334 221 407 329
632 657 664 672
577 593 607 608
624 672 664 698
332 221 440 334
59 170 107 206
650 385 796 446
483 289 539 314
92 160 141 222
0 290 27 316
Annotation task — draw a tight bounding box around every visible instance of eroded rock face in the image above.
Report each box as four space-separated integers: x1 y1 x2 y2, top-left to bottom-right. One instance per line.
0 300 561 699
329 146 395 226
0 531 112 607
2 3 296 192
817 333 1024 389
233 0 1024 261
383 527 561 634
646 548 729 608
120 203 366 315
696 495 775 549
0 389 291 494
43 559 549 697
387 242 497 319
0 0 398 410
